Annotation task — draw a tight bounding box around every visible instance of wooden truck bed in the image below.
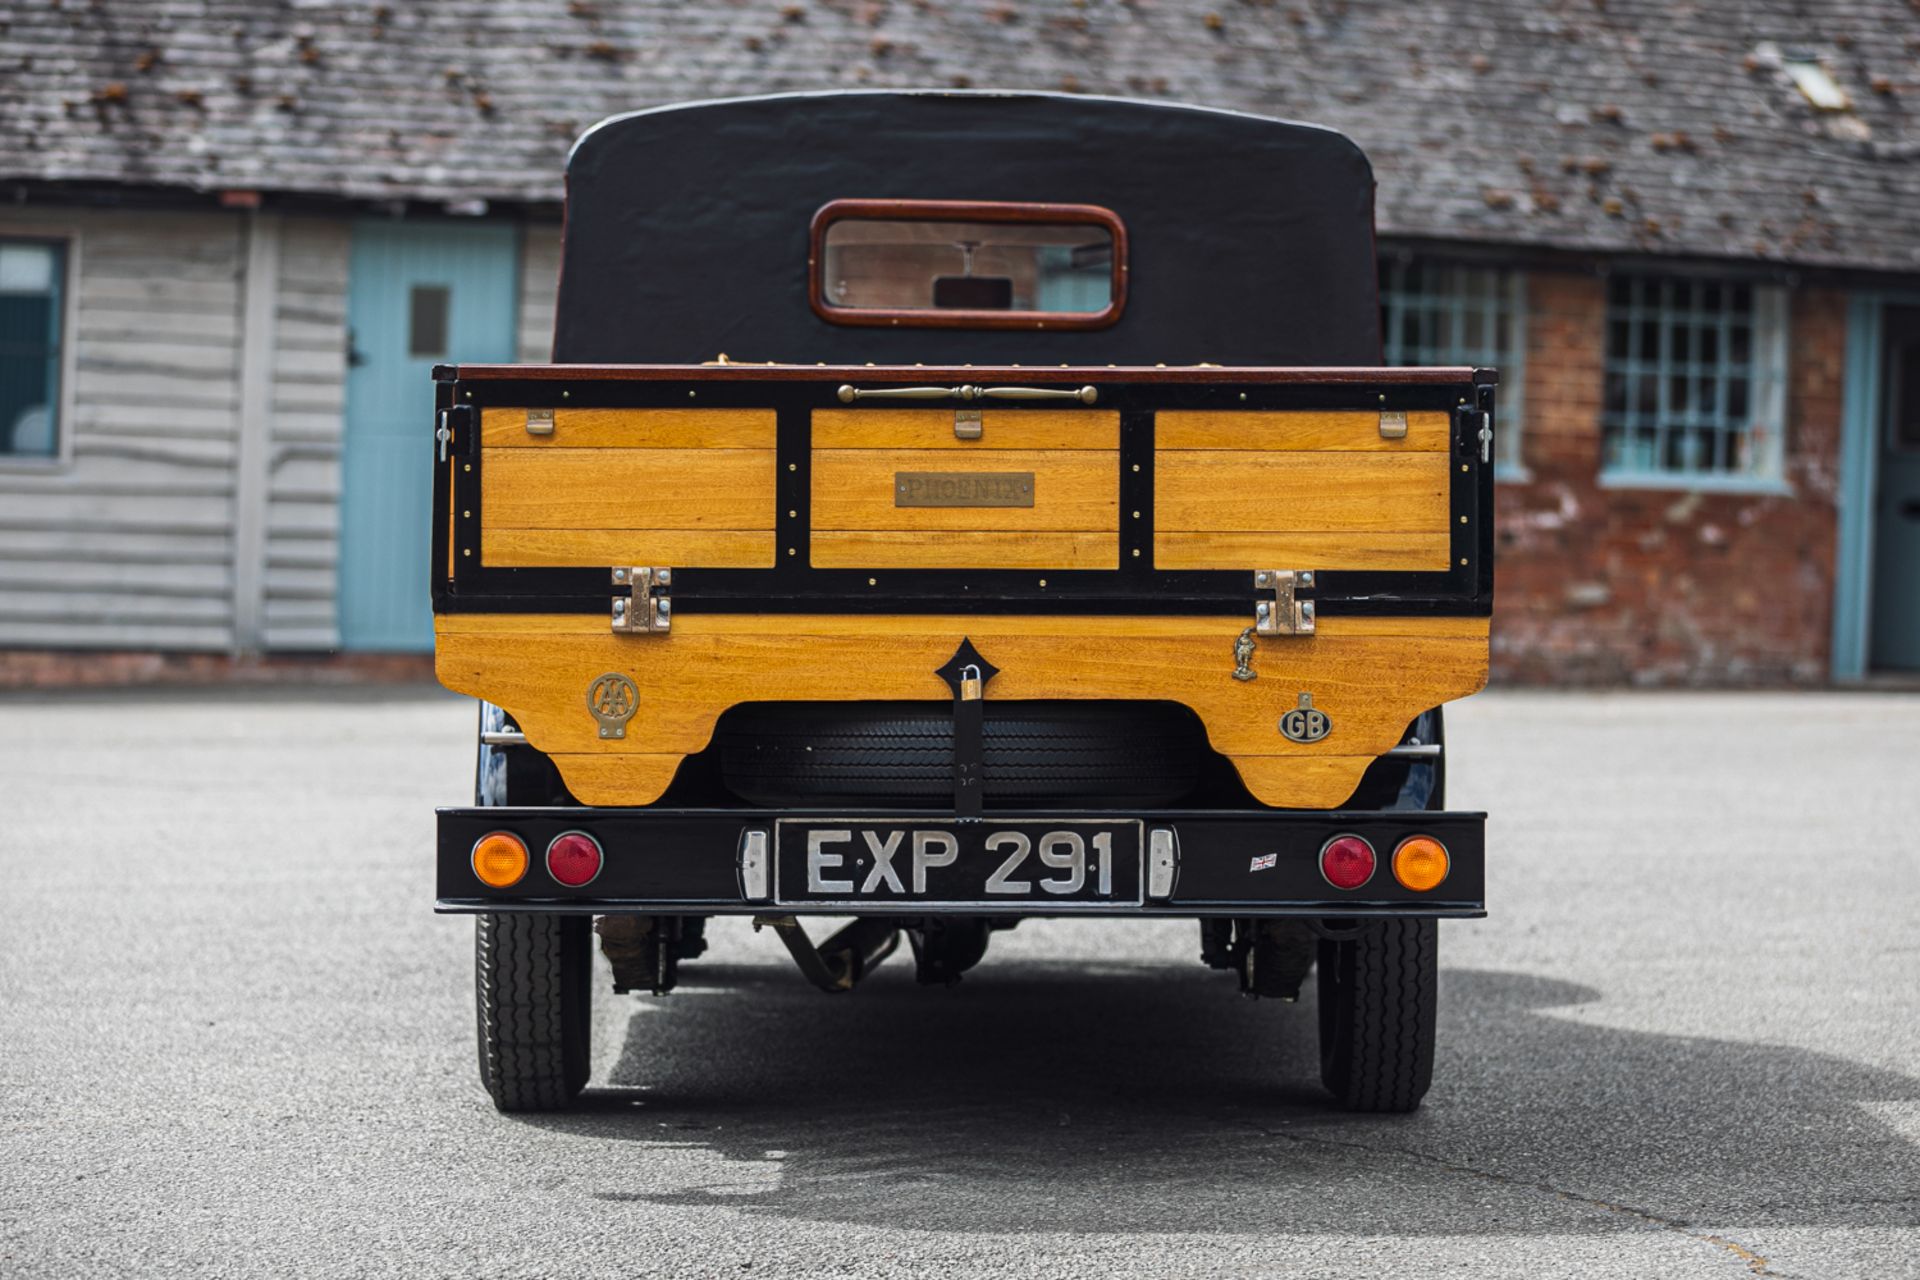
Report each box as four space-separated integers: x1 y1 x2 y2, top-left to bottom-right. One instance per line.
431 362 1494 811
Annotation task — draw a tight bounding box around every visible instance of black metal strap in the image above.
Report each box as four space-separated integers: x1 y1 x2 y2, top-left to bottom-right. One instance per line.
935 639 999 818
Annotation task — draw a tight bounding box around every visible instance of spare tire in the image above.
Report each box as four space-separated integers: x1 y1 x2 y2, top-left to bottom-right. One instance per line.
715 701 1206 808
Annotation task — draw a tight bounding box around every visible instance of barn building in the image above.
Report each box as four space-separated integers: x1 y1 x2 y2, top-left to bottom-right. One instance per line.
1 0 1916 682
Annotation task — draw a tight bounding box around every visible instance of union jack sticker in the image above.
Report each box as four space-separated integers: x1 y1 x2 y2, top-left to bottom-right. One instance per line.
1249 853 1278 872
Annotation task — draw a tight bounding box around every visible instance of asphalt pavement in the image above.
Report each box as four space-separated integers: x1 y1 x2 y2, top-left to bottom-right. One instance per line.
1 685 1916 1278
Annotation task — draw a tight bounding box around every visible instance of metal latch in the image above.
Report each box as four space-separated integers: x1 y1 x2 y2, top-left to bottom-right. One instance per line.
611 567 671 634
1378 410 1407 440
436 404 477 462
1476 411 1494 463
1254 569 1315 636
526 408 555 437
954 408 983 440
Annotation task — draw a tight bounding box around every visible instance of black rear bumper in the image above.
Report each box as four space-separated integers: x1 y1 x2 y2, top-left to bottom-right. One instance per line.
436 806 1485 919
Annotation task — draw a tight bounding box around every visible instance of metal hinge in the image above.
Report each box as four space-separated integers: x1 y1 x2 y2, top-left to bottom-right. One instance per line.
526 408 555 437
1254 569 1315 636
1378 410 1408 440
611 567 671 633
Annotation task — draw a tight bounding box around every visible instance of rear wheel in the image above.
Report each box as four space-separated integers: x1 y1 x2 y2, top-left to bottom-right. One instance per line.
1316 918 1438 1112
475 912 592 1112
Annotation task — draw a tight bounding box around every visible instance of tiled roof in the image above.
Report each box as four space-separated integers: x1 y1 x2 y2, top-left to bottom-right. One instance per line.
4 1 1918 272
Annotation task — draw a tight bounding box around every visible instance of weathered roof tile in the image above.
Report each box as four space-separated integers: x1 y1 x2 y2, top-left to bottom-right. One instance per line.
2 1 1916 271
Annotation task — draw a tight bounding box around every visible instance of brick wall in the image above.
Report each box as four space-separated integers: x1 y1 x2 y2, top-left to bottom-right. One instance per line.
1492 275 1846 685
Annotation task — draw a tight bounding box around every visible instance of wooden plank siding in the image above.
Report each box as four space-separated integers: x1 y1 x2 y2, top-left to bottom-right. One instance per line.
0 207 245 650
0 207 560 655
262 216 350 650
517 224 563 364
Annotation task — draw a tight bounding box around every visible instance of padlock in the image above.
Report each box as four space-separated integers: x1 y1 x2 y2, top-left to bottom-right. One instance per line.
959 664 983 702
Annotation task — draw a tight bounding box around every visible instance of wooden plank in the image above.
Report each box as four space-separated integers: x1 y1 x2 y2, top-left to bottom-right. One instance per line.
76 341 240 376
0 559 231 593
0 620 233 650
0 492 234 530
72 405 237 436
79 309 241 345
812 530 1118 569
481 447 776 530
1231 757 1386 810
0 527 232 564
233 210 280 653
0 590 231 622
1155 451 1448 532
70 369 239 410
483 527 776 568
545 754 689 808
518 224 563 363
262 565 335 598
812 409 1119 450
433 613 1489 808
1155 530 1451 571
480 408 776 449
812 449 1117 531
74 436 236 467
1156 410 1451 450
76 277 239 310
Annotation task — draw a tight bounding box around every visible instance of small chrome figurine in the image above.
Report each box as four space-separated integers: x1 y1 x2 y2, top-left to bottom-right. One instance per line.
1232 627 1258 681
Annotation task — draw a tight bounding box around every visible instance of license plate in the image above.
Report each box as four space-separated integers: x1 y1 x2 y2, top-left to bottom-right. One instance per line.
774 819 1144 907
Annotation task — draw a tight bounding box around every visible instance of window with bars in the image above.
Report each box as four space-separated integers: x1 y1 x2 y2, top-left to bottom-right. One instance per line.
1379 259 1526 475
0 238 66 462
1601 276 1788 485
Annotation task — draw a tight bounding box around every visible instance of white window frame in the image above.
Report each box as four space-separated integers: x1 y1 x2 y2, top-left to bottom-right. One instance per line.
0 223 80 474
1597 274 1791 494
1379 257 1529 480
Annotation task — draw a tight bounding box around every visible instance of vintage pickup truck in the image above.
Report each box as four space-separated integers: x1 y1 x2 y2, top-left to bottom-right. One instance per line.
432 92 1494 1114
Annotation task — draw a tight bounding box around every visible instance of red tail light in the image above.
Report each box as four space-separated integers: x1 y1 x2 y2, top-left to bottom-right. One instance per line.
546 831 603 887
1319 834 1376 890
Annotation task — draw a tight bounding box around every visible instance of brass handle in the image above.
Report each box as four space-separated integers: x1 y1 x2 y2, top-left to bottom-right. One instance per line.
836 383 1098 405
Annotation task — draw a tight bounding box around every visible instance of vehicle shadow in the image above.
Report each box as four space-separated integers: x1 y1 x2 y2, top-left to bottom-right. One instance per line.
514 961 1920 1237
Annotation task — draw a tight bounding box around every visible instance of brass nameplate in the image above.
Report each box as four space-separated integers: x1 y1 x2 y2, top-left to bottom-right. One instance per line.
894 472 1036 508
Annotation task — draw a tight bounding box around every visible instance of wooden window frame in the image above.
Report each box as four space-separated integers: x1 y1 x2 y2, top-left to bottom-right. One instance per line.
1598 274 1791 493
1379 257 1529 480
0 227 79 474
808 198 1128 331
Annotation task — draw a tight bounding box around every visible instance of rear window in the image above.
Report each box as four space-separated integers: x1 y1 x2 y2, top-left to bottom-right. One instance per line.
810 199 1126 330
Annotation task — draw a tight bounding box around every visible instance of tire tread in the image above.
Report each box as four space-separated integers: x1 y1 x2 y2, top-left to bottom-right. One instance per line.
1319 918 1437 1113
475 913 590 1112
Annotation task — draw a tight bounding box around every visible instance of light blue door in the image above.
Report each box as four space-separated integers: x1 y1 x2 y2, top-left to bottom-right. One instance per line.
340 221 518 651
1871 305 1920 670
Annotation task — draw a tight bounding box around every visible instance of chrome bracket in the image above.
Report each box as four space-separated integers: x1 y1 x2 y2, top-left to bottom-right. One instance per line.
1147 827 1180 899
526 407 555 437
1254 569 1315 636
1378 410 1408 440
738 828 771 902
954 407 983 440
611 566 672 634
